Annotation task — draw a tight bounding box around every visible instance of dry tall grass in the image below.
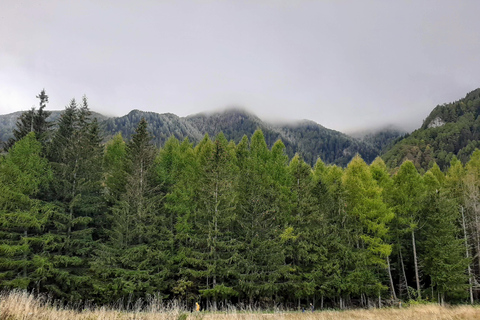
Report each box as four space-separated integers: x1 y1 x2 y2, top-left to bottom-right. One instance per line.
2 291 480 320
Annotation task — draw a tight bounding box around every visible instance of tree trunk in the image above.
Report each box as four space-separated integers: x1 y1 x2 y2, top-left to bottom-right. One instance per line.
213 178 218 311
23 230 27 277
412 229 421 299
475 210 480 278
387 256 397 300
68 158 78 237
138 161 143 244
399 247 410 299
462 206 474 304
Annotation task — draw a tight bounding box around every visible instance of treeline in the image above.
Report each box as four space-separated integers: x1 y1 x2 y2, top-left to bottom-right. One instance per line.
1 94 480 309
100 109 381 168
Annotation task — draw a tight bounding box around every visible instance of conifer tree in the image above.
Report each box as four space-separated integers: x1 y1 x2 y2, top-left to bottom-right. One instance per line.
45 96 104 300
92 118 171 303
284 154 329 307
194 133 239 308
314 163 351 308
342 155 393 303
463 150 480 286
6 89 52 150
165 141 201 303
370 157 397 301
391 160 424 300
445 157 473 302
103 133 127 206
0 133 54 291
422 169 469 304
235 130 286 305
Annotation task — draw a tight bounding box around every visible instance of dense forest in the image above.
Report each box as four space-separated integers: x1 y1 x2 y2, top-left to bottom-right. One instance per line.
382 88 480 171
1 91 480 310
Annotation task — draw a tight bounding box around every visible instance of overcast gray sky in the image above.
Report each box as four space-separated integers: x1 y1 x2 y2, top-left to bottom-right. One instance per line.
1 0 480 132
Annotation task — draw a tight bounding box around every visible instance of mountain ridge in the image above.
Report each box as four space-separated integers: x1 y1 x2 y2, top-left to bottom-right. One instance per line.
1 107 401 166
101 108 383 166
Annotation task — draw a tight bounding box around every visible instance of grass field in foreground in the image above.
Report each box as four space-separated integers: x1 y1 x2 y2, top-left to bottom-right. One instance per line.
2 291 480 320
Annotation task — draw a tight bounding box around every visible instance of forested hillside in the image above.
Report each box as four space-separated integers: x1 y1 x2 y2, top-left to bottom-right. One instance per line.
353 127 408 154
382 88 480 171
101 109 380 166
1 97 479 309
2 107 382 166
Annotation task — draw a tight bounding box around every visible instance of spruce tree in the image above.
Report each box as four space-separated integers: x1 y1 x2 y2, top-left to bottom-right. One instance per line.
45 96 104 300
422 169 468 304
235 130 286 305
195 133 239 308
315 163 351 308
445 157 473 302
92 118 171 303
162 136 202 303
284 154 327 308
6 89 51 150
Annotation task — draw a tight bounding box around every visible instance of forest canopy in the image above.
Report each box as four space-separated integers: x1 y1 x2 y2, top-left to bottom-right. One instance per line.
1 93 479 309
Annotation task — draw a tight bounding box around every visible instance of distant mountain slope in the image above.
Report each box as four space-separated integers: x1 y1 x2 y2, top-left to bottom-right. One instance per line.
1 108 378 166
0 111 23 145
102 108 378 166
382 88 480 170
184 109 298 158
276 120 380 166
102 109 203 146
350 127 408 154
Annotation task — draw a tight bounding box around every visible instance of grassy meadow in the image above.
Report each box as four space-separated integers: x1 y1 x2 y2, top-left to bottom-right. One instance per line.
2 291 480 320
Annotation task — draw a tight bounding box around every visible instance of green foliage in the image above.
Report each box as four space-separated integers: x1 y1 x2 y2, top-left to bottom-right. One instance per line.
382 88 480 171
0 132 56 291
101 109 379 167
1 114 478 307
422 171 469 299
92 118 171 303
42 96 105 301
5 89 52 150
103 133 127 205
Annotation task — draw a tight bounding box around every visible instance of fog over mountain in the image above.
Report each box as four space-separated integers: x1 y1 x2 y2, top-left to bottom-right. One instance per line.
1 1 480 132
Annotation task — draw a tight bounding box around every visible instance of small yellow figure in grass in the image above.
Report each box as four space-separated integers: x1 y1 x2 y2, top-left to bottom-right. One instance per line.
196 302 200 312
